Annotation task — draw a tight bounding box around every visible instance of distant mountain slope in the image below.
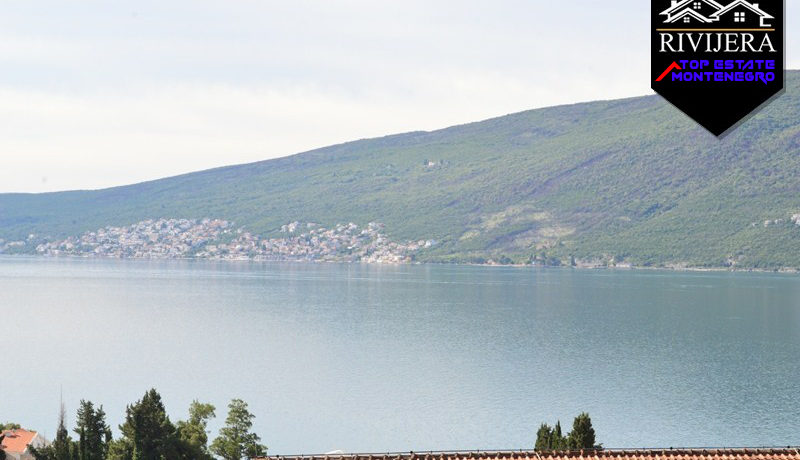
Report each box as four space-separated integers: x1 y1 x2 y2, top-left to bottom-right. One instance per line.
2 71 800 268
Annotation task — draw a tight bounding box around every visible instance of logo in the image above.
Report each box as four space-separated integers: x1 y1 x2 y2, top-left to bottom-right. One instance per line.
651 0 784 136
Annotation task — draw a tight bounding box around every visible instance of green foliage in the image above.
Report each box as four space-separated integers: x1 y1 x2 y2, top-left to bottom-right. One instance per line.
535 423 552 451
30 404 75 460
536 413 599 451
105 440 130 460
20 393 265 460
113 389 179 460
567 413 596 450
535 421 569 451
2 72 800 268
74 400 112 460
211 399 267 460
0 423 21 431
175 401 216 460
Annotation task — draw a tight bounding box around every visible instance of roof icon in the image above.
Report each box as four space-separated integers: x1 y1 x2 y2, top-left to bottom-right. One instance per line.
664 8 716 23
709 0 774 27
660 0 774 27
660 0 725 23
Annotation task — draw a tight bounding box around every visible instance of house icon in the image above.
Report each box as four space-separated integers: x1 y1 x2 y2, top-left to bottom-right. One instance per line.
709 1 774 27
660 0 774 27
660 0 724 24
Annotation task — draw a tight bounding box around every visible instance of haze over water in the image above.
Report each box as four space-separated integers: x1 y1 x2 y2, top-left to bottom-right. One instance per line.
1 257 799 453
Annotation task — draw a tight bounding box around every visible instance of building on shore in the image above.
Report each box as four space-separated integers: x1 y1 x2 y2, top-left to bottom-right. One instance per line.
258 448 800 460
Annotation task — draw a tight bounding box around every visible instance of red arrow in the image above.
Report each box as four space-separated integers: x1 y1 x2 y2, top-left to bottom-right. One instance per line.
655 62 682 82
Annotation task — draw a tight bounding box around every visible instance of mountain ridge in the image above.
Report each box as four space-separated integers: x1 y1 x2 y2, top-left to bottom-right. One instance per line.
2 71 800 268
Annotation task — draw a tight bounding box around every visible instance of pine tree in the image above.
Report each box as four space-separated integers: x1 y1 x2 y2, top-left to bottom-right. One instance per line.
535 421 567 451
29 402 75 460
567 412 596 449
176 401 216 460
553 421 564 450
535 423 553 451
211 399 267 460
114 389 180 460
74 400 112 460
536 413 599 451
53 403 74 460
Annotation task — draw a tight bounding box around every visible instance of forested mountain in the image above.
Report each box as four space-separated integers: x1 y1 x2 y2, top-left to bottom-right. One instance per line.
2 71 800 269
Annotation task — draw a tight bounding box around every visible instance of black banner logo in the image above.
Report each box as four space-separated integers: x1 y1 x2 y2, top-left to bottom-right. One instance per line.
651 0 784 136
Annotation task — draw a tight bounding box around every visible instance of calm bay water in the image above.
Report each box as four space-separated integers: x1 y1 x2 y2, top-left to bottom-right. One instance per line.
1 256 799 453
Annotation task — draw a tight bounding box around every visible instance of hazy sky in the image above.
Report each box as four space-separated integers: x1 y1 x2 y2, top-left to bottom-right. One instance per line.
2 1 798 193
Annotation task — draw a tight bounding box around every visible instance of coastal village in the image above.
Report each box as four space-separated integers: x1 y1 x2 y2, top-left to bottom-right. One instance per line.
3 211 800 268
27 218 435 264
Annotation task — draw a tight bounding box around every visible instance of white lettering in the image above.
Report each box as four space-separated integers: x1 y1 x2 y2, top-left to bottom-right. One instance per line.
661 34 676 52
657 33 778 53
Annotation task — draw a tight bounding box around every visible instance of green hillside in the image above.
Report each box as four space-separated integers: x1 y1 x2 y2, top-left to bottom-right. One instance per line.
2 71 800 269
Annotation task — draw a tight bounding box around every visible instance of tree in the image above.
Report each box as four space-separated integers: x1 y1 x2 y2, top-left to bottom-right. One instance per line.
112 389 179 460
535 421 567 451
535 423 554 451
553 421 565 450
176 401 216 460
536 413 599 451
567 412 596 449
74 400 112 460
29 402 75 460
106 439 133 460
211 399 267 460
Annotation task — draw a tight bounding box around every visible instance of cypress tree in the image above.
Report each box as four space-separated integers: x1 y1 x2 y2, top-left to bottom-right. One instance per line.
53 403 73 460
117 389 179 460
535 423 553 451
29 402 75 460
553 421 564 449
74 400 112 460
567 412 596 449
536 413 599 451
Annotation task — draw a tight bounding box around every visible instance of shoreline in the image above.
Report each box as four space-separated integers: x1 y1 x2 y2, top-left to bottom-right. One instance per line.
1 253 797 275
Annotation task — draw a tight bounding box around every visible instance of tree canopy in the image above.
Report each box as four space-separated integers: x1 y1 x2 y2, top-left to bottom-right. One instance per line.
211 399 267 460
176 401 216 460
535 413 599 451
24 390 265 460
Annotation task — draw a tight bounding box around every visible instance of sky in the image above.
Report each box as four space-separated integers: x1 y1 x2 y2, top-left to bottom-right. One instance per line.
1 0 797 193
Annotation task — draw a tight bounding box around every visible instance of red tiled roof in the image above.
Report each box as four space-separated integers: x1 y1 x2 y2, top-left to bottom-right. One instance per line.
0 428 38 453
259 448 800 460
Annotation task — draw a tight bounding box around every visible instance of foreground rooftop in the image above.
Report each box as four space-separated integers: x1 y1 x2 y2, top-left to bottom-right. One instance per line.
260 448 800 460
0 428 40 454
